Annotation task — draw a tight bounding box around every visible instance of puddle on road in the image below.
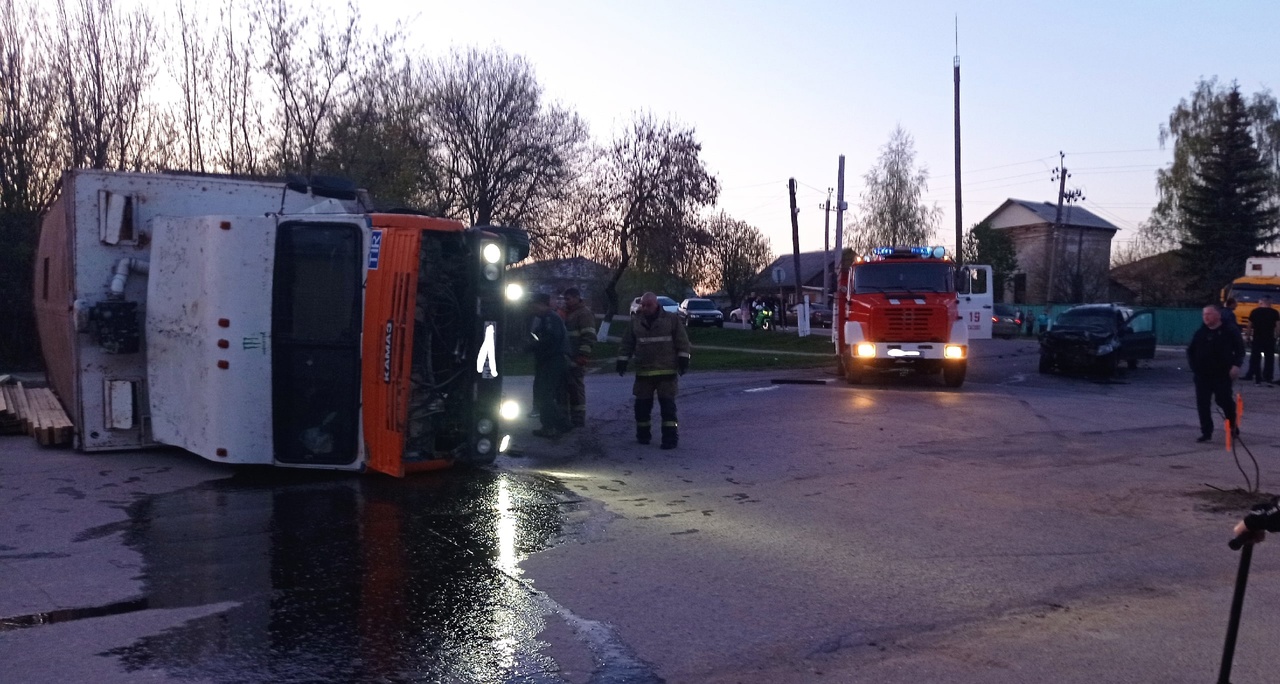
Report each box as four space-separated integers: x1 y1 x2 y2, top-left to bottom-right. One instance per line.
97 468 581 683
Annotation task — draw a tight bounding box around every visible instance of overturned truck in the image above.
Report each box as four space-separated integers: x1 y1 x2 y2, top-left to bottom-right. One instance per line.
34 170 529 476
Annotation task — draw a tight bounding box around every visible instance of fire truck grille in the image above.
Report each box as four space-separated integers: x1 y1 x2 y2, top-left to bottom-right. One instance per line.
882 307 939 341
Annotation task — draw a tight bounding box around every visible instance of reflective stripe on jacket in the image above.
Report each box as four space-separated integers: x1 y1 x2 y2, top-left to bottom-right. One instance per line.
564 303 596 357
620 310 691 376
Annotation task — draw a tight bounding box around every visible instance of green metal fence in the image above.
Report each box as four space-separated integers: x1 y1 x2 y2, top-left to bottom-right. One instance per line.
1018 305 1205 347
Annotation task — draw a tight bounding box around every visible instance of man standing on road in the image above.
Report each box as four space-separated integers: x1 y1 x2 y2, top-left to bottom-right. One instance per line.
562 287 596 427
1246 295 1279 385
1187 305 1245 443
527 293 573 439
617 292 691 449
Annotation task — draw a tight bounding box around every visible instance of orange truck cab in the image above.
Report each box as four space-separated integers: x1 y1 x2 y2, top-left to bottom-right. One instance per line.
835 246 992 388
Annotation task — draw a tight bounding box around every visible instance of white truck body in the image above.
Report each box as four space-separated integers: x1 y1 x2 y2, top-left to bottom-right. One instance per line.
35 170 367 464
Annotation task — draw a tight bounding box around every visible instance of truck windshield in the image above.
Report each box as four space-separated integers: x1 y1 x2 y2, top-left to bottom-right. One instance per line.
686 300 715 310
853 262 955 294
1229 284 1280 303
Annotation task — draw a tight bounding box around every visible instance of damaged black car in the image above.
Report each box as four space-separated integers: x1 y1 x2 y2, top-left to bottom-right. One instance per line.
1038 304 1156 377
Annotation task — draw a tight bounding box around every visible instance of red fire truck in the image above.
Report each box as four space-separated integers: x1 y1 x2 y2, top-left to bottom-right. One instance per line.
33 170 529 476
835 246 992 388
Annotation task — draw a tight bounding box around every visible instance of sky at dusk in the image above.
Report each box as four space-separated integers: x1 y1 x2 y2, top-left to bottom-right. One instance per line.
346 1 1275 255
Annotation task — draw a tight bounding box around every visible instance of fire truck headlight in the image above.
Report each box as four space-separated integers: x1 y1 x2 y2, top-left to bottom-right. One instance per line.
477 418 495 435
483 263 501 281
476 438 493 455
482 242 502 264
944 344 966 359
856 343 876 358
499 435 511 453
505 283 524 301
499 400 520 421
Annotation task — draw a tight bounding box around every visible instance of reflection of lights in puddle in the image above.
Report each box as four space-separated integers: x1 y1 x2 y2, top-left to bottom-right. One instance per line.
538 470 588 480
851 395 876 409
496 477 518 575
493 477 520 671
744 386 778 393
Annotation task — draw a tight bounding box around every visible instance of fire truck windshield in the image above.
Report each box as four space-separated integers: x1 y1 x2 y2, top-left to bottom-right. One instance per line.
853 262 955 294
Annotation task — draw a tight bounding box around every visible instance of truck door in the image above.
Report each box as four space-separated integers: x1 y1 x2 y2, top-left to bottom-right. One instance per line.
271 220 364 466
957 265 994 340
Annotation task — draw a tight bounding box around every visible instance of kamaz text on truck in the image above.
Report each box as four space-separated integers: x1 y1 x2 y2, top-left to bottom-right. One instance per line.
835 246 992 388
33 170 529 476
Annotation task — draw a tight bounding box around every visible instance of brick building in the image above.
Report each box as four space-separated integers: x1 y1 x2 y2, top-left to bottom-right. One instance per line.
982 198 1118 305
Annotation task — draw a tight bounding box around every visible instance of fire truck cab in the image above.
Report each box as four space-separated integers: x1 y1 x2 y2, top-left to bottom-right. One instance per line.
836 246 992 388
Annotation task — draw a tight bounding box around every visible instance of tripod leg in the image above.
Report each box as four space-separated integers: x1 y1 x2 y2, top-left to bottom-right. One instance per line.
1218 542 1254 684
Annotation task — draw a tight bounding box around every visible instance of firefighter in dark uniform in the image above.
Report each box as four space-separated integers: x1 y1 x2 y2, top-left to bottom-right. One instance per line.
561 287 596 428
617 292 691 449
527 292 572 438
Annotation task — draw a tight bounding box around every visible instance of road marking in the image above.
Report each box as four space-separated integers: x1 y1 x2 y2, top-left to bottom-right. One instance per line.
744 386 779 393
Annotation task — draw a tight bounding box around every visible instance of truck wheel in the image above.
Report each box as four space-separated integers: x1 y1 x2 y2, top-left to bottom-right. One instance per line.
1038 354 1052 374
943 361 967 387
844 359 863 385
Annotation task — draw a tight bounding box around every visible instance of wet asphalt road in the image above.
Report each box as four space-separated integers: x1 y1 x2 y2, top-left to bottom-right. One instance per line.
5 338 1280 683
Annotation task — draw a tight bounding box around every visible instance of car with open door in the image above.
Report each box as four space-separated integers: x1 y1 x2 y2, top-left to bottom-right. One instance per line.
1039 304 1156 378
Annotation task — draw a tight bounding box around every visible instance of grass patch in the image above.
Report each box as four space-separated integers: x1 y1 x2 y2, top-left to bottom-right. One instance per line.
501 335 834 376
686 325 834 354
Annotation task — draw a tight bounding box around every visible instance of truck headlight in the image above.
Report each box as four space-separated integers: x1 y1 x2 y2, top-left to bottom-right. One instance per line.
477 418 495 435
944 345 966 359
499 435 511 453
483 263 501 280
856 343 876 358
482 242 502 264
476 438 493 455
505 283 524 301
499 400 519 421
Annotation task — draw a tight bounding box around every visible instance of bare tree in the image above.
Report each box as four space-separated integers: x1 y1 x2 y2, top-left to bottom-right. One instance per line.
0 0 63 367
208 0 269 175
424 47 589 228
322 50 442 209
705 211 774 307
259 0 362 176
853 126 941 251
592 114 719 320
51 0 162 171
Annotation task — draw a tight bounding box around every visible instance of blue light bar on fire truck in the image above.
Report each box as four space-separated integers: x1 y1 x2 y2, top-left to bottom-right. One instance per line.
870 246 948 259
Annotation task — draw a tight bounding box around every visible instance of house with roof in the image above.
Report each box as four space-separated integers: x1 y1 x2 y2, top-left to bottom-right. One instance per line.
981 198 1118 305
748 250 841 305
506 256 613 312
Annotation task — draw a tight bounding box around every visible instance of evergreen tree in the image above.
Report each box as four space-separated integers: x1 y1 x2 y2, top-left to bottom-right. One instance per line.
1179 87 1280 300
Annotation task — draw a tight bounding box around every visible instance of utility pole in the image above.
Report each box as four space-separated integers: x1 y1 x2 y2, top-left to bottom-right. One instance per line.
1046 151 1068 303
1068 188 1087 301
833 156 847 340
953 18 963 264
822 188 832 301
832 155 846 298
789 179 803 314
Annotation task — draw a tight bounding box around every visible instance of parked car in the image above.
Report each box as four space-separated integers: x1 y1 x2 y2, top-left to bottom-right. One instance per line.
992 303 1023 339
629 295 680 315
785 303 833 328
1038 304 1156 377
678 298 724 327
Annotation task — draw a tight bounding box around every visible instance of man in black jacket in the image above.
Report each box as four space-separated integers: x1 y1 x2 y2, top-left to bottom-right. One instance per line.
1187 305 1245 443
527 293 573 438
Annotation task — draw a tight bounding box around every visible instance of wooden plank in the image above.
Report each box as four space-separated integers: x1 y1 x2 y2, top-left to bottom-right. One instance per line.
34 388 74 445
14 383 33 435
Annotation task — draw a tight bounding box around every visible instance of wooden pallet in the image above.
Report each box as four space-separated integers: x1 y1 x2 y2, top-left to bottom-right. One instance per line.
0 383 75 446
